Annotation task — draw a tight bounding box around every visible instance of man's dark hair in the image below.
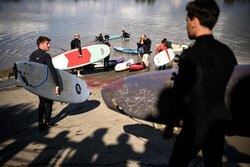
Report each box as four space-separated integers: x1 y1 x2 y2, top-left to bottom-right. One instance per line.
186 0 220 30
161 38 167 44
37 36 51 47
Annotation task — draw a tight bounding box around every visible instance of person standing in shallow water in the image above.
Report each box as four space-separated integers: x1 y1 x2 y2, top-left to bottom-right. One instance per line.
164 0 237 166
29 36 60 130
71 33 83 77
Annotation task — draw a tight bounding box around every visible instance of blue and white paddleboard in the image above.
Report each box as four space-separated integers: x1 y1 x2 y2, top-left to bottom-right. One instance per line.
14 61 90 103
95 36 122 41
114 46 138 54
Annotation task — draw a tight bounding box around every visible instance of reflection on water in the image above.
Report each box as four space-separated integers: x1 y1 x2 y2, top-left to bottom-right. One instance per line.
135 0 156 5
0 0 250 71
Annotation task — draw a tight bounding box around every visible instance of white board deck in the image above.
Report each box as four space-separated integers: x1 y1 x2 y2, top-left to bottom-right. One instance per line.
115 59 135 72
52 44 110 70
154 49 175 66
155 44 189 52
171 44 189 52
14 61 90 103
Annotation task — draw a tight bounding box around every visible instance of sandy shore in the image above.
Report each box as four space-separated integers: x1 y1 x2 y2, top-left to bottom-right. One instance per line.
0 68 250 166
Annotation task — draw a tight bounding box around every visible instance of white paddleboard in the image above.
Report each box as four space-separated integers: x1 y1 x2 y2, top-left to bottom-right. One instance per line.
93 62 104 68
171 44 189 52
115 59 135 72
14 61 90 103
154 49 175 67
52 44 110 70
155 44 189 52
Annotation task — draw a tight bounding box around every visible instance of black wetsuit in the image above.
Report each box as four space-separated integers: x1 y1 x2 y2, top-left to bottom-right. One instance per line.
169 35 237 167
71 38 82 55
165 41 172 49
103 40 111 71
122 32 130 38
137 38 151 55
29 49 59 126
96 36 104 42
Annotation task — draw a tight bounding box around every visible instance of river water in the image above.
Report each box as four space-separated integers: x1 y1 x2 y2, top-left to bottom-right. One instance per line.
0 0 250 71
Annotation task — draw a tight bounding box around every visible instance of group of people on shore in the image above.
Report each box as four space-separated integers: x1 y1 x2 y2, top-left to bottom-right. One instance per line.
96 30 173 72
28 0 238 166
71 30 130 75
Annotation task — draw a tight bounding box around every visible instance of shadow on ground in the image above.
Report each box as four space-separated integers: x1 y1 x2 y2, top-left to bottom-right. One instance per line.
0 103 249 166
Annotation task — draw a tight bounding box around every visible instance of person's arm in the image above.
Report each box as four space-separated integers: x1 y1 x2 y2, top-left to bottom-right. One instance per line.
140 39 144 45
29 51 35 62
137 41 143 50
78 40 82 57
55 86 59 95
108 42 112 49
174 53 197 107
71 40 74 50
46 54 60 95
144 39 151 53
162 125 174 140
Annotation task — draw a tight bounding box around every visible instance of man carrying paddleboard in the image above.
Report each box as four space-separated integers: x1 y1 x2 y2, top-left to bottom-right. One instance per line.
29 36 60 130
71 33 83 77
165 1 237 166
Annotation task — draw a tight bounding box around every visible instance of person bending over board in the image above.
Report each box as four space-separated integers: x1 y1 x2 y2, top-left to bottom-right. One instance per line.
164 1 238 167
122 30 131 39
71 33 83 77
137 34 151 71
103 35 112 71
29 36 60 130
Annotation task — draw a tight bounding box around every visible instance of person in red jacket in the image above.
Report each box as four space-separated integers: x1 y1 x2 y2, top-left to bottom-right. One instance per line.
155 38 172 70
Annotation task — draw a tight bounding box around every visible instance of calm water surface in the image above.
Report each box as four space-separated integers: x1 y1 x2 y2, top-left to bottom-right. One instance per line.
0 0 250 71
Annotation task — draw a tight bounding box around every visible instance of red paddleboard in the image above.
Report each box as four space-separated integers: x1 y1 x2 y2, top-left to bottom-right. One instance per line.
129 62 145 71
52 44 110 70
